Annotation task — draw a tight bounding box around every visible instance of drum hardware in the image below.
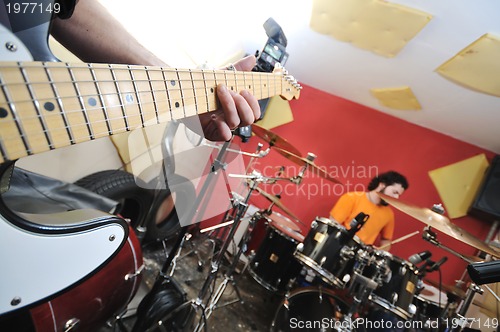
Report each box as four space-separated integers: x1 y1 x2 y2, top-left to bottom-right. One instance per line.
378 193 500 258
191 164 304 331
251 123 303 157
203 140 270 159
273 147 343 184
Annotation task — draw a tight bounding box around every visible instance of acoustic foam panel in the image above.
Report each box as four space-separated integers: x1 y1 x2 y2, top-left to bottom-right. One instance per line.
436 33 500 97
309 0 432 57
370 86 422 110
428 154 489 219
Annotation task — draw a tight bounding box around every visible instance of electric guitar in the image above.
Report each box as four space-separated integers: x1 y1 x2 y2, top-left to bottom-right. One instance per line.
0 7 300 327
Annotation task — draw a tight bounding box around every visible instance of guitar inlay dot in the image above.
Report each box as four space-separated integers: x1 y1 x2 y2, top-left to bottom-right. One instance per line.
88 97 97 107
0 108 7 118
125 94 134 103
175 102 180 108
231 86 234 90
249 85 251 89
44 102 55 112
170 80 176 86
210 88 214 93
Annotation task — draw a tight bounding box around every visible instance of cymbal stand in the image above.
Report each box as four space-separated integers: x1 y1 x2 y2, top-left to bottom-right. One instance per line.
423 227 479 265
205 143 265 244
422 227 495 332
195 171 291 332
193 172 277 332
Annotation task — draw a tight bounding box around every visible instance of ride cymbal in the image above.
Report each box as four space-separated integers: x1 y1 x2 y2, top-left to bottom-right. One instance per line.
273 147 342 184
379 193 500 258
252 124 302 157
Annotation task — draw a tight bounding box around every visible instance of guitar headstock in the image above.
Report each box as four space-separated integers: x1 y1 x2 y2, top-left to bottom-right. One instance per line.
273 63 302 101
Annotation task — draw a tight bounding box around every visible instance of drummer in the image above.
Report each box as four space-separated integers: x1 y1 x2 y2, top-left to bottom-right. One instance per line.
329 171 409 251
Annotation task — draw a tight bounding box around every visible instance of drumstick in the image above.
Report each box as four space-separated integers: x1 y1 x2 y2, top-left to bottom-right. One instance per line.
376 230 419 250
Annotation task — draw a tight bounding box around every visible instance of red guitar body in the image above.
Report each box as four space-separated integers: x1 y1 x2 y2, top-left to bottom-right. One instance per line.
29 227 143 332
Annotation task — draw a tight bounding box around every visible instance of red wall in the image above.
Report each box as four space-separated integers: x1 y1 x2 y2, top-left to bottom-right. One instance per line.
239 83 496 286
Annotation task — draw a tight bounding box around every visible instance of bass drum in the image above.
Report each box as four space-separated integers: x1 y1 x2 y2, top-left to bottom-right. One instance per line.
29 227 143 332
271 287 348 332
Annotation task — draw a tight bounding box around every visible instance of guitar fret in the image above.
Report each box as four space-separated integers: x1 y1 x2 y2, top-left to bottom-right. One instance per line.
0 68 32 158
19 65 54 152
160 69 174 121
175 70 187 119
66 64 94 140
44 63 75 145
109 64 130 131
0 62 300 163
201 70 210 113
189 69 199 116
89 64 112 135
145 67 160 125
128 65 145 128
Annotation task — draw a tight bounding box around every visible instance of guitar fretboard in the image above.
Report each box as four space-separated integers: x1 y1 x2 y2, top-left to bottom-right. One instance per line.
0 62 300 163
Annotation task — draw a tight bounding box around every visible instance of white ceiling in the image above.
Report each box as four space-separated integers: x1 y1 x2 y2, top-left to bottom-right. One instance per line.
101 0 500 154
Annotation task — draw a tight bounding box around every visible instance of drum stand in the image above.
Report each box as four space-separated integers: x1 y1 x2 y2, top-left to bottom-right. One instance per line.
422 227 500 332
192 170 294 332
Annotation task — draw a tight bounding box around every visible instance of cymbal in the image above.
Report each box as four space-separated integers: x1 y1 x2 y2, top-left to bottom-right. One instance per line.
424 278 466 299
379 193 500 258
252 124 302 157
273 147 343 184
255 186 301 222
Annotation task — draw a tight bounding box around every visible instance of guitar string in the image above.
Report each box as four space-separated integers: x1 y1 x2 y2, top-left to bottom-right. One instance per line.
0 82 281 125
0 66 296 158
0 85 285 157
0 79 286 104
0 76 287 125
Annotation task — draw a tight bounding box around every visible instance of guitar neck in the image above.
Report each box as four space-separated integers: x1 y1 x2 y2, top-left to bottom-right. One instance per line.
0 61 300 164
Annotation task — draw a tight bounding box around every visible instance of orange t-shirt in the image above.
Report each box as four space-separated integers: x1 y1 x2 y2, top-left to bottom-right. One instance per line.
329 192 394 245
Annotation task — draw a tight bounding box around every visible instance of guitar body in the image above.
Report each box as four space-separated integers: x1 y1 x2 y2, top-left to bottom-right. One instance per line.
0 3 144 329
29 228 143 332
0 1 300 328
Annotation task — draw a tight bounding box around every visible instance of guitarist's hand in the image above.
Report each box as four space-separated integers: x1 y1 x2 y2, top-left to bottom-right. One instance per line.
198 55 261 142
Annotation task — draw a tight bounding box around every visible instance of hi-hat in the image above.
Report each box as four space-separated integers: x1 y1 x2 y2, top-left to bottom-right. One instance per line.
273 147 342 184
255 186 301 223
379 193 500 258
252 124 302 157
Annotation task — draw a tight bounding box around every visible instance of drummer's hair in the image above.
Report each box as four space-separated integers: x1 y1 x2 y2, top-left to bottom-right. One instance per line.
368 171 409 191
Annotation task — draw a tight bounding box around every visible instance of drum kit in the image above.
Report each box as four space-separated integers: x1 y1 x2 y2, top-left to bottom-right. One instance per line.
228 124 500 331
131 122 500 331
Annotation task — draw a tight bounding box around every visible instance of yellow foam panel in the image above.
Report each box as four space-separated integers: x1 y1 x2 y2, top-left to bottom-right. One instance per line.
436 33 500 97
256 96 294 130
370 86 422 110
428 154 489 219
310 0 432 57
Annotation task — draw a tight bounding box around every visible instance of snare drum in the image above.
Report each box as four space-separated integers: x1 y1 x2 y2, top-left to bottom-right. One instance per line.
248 212 304 293
294 217 364 288
370 254 419 320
